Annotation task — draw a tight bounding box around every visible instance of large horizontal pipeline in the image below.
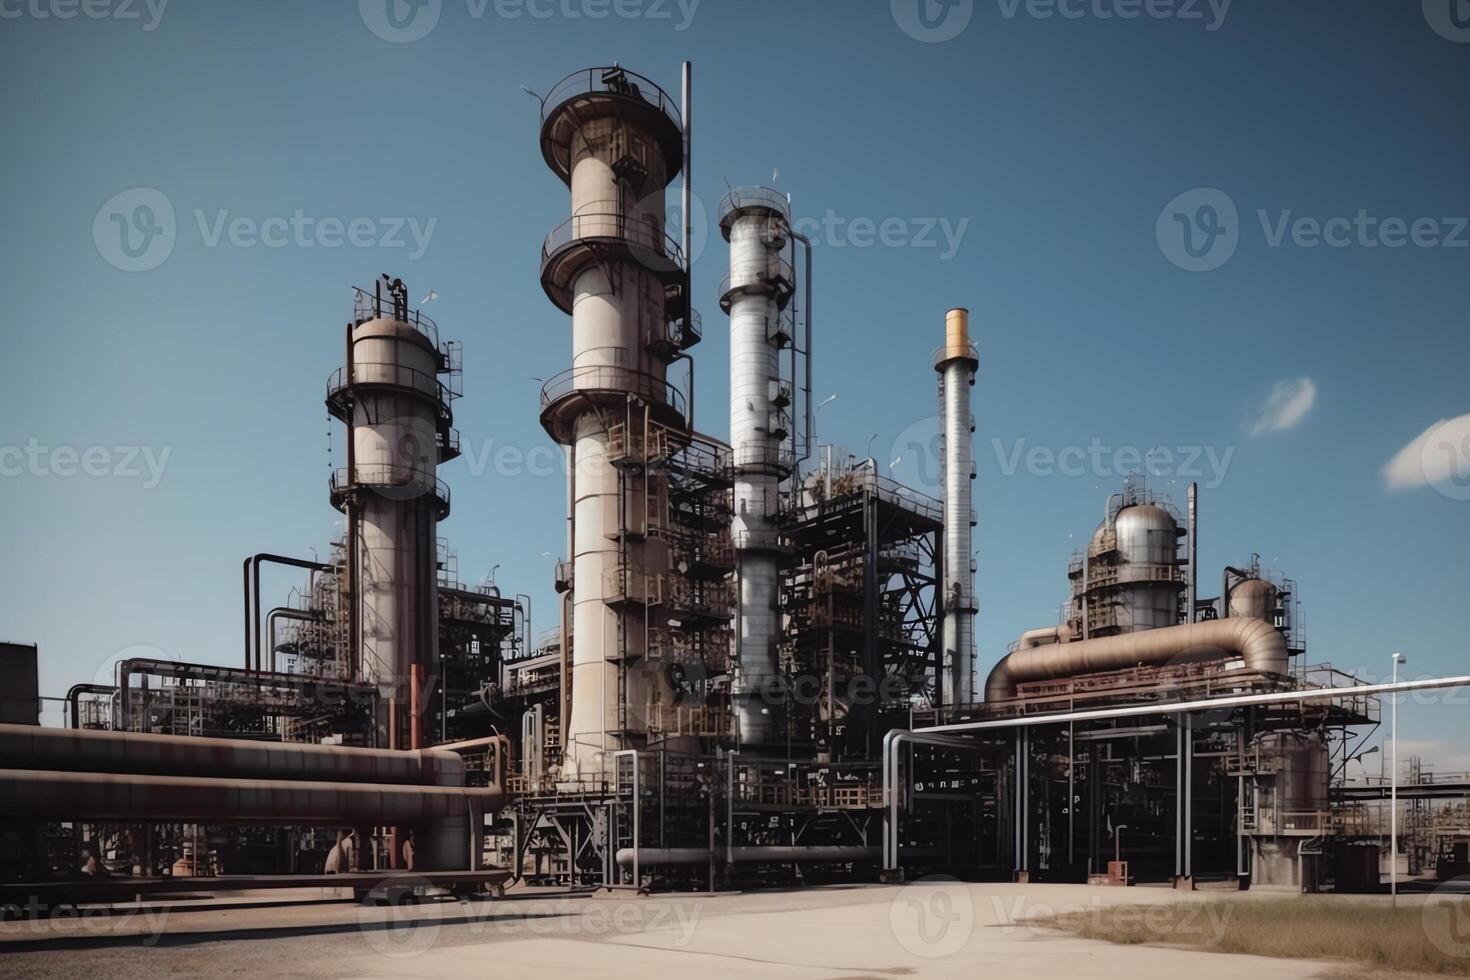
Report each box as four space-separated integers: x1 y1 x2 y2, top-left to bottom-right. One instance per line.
0 769 503 824
617 846 883 866
985 616 1288 702
0 723 464 786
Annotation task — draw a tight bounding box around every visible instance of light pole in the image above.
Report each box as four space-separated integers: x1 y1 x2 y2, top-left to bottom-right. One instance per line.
814 394 838 496
1390 651 1405 906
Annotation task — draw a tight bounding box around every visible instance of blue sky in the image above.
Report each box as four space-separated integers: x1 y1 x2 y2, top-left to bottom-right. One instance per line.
1 0 1466 765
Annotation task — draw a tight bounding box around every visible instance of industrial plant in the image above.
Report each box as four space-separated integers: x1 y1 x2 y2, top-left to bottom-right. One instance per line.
2 62 1467 916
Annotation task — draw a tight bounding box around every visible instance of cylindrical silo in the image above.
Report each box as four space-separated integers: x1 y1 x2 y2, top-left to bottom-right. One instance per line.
719 186 796 746
935 309 979 706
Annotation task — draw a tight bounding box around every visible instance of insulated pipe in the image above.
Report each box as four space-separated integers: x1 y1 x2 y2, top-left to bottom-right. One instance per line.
882 728 981 870
984 616 1289 702
1017 625 1073 649
617 845 882 867
0 723 465 786
681 60 692 277
0 769 503 824
936 309 979 706
789 229 814 463
249 554 332 674
1187 482 1199 624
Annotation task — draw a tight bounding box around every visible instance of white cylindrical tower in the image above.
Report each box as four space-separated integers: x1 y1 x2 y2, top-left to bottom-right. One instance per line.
935 308 979 707
718 187 796 747
537 67 693 781
327 278 459 748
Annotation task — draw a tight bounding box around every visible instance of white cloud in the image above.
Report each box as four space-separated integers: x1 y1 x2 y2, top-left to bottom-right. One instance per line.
1249 378 1317 436
1384 413 1470 493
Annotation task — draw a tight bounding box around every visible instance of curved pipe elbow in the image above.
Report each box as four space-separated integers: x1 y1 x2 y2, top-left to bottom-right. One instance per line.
986 617 1288 703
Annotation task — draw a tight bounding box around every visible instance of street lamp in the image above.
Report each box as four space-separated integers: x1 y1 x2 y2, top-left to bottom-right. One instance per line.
1390 651 1406 906
814 394 838 496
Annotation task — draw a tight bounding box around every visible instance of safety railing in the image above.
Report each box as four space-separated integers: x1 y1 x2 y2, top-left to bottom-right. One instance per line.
327 362 454 407
351 286 440 349
541 66 681 134
718 186 791 222
542 212 685 271
330 465 450 511
933 342 980 369
539 364 688 420
731 443 796 473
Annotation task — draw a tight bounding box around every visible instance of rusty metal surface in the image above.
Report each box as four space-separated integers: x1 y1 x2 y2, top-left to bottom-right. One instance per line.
0 768 504 823
0 723 465 786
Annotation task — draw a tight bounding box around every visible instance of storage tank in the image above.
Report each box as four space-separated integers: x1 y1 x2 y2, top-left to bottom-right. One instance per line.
1229 577 1278 622
1070 485 1184 637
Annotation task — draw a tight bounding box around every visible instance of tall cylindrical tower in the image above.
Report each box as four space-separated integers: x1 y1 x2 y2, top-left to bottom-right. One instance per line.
327 277 459 748
935 308 979 706
537 67 693 781
719 187 796 747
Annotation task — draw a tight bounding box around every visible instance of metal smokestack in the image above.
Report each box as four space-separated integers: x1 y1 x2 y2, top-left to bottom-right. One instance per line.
719 186 796 746
936 308 979 706
536 67 689 780
327 277 458 749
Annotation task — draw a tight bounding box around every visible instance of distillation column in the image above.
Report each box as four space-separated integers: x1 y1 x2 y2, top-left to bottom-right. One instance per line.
936 308 979 706
536 67 692 780
719 187 796 747
327 276 459 748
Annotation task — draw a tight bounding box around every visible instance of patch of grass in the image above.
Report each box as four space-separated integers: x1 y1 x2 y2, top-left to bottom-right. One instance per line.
1037 898 1470 977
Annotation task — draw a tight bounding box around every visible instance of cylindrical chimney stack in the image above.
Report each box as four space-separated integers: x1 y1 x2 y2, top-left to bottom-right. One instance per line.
535 67 692 781
327 276 460 748
719 187 796 747
935 308 979 706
